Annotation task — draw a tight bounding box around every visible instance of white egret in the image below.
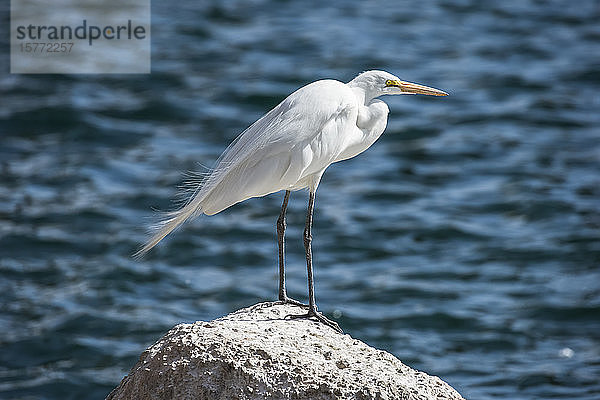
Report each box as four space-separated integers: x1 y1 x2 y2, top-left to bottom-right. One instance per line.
136 70 448 332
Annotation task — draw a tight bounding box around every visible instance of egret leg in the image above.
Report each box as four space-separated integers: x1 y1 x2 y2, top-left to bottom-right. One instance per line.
287 191 342 333
276 190 306 307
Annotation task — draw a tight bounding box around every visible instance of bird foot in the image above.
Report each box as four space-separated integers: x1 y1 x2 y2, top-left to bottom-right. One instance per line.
285 306 343 333
247 297 308 312
277 296 309 308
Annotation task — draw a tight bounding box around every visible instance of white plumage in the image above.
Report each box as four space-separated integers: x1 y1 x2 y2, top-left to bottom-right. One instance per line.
136 70 447 331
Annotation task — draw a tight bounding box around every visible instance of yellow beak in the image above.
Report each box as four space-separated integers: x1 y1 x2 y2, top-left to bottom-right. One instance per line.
389 80 448 96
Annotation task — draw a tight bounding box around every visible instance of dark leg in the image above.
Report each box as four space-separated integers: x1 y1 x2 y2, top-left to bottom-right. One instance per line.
277 190 306 307
287 191 342 333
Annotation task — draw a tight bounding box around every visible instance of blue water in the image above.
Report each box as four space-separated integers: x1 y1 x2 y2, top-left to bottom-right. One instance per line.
1 1 599 399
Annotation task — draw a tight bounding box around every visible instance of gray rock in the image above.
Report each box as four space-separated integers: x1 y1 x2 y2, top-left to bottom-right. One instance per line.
107 303 465 400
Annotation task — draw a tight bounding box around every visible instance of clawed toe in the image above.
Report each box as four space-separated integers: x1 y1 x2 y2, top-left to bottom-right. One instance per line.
285 308 343 333
278 297 309 308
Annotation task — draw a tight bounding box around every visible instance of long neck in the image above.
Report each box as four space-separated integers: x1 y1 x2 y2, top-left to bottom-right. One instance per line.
348 85 379 105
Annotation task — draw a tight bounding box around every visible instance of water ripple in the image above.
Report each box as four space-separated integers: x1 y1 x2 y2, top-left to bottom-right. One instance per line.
1 0 599 399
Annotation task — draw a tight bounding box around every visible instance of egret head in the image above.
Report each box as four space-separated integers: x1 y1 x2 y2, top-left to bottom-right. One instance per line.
348 70 448 101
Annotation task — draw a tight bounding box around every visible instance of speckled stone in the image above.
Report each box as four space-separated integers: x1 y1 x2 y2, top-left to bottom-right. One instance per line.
107 303 465 400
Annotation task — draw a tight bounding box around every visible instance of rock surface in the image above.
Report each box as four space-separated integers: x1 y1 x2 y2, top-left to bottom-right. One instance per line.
107 303 465 400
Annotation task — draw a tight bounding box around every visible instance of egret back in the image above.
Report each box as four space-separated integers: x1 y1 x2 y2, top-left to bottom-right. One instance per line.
137 78 373 254
201 79 361 214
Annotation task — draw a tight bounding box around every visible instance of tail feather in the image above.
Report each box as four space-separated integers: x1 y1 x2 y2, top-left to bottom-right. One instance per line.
133 197 203 258
134 150 240 258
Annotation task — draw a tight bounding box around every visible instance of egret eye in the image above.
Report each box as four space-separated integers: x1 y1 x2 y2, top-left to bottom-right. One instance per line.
385 79 393 87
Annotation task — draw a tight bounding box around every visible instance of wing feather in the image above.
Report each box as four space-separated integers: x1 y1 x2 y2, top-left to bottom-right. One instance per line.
135 79 358 256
